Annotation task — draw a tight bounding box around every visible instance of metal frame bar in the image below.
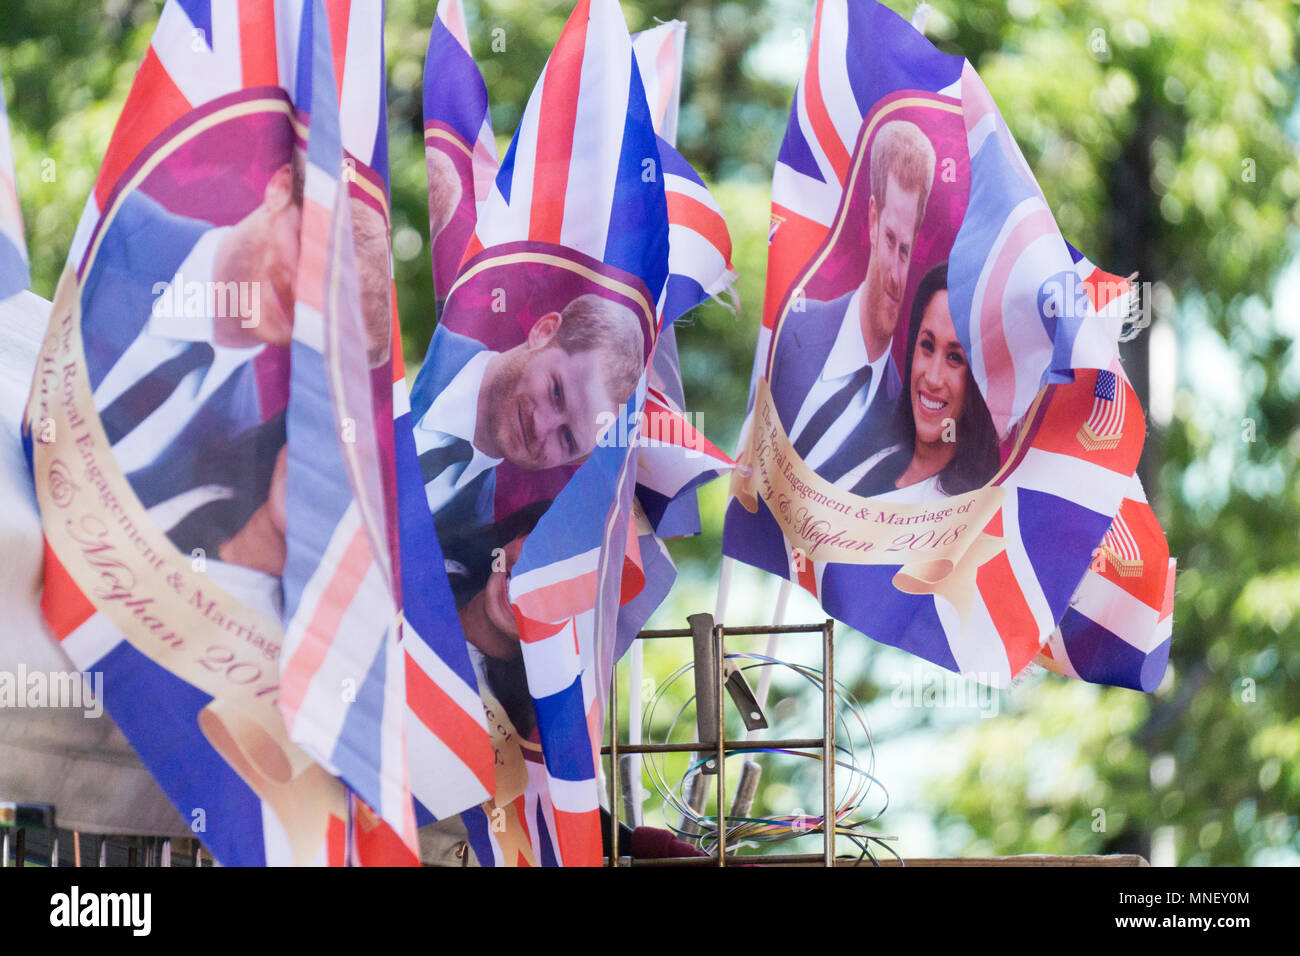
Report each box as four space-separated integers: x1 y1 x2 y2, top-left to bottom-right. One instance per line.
602 619 836 867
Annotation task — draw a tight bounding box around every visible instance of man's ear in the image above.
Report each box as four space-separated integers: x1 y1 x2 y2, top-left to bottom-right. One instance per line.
264 163 294 212
527 311 562 350
867 193 878 244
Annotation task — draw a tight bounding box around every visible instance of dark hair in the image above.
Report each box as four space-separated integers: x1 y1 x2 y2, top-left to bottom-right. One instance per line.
858 263 998 497
442 499 552 737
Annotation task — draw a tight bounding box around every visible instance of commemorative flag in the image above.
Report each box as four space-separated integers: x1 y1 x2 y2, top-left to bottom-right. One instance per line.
413 0 741 865
21 0 476 865
723 0 1172 689
0 71 28 299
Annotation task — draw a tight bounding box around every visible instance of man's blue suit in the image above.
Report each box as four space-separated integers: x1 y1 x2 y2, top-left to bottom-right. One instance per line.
409 324 496 537
724 290 903 578
769 290 903 460
79 189 273 555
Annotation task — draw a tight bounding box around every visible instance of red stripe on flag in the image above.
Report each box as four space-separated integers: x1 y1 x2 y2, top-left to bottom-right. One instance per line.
528 0 590 243
513 570 598 624
388 281 406 382
279 526 371 720
1031 371 1145 474
666 194 732 262
326 0 352 96
764 205 827 333
404 652 496 794
327 813 346 867
353 804 420 866
517 615 571 644
41 542 96 640
94 48 192 209
553 807 601 867
803 1 850 185
239 0 280 88
976 552 1039 675
620 518 645 605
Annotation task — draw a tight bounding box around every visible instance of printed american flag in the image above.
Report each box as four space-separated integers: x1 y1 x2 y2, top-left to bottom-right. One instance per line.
1076 368 1126 450
0 70 28 299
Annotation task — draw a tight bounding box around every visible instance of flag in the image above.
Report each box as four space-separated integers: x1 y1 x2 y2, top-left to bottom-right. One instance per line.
1038 476 1174 692
423 0 498 303
20 0 486 865
414 0 740 865
632 22 737 539
722 0 1171 690
0 68 29 298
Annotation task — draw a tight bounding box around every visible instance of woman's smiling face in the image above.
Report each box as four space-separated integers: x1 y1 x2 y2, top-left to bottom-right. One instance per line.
909 290 968 447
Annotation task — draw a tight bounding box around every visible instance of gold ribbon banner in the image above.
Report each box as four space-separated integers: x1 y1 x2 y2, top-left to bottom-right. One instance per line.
732 379 1008 619
26 265 344 865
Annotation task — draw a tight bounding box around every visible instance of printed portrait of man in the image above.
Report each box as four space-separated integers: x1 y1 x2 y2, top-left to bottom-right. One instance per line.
769 118 937 486
412 291 644 534
79 128 393 615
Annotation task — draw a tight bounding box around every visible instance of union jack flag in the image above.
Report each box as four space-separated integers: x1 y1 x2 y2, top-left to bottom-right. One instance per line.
23 0 492 866
723 0 1171 690
416 0 735 865
1040 476 1174 692
0 71 28 299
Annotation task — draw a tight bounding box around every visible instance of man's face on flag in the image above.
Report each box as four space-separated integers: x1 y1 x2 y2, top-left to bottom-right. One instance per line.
864 173 923 347
478 311 619 471
215 162 301 347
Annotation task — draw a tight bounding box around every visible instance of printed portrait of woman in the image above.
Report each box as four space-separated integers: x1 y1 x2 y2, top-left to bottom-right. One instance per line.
845 262 999 501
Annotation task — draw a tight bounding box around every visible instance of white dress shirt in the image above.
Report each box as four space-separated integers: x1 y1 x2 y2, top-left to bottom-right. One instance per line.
414 348 502 516
92 226 264 475
787 287 893 471
842 443 944 500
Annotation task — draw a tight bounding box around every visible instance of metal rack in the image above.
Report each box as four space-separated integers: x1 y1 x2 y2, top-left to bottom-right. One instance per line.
601 616 838 867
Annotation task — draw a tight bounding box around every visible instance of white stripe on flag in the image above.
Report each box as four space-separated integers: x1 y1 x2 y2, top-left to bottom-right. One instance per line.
508 545 602 603
663 172 717 210
402 622 491 727
1001 487 1059 638
274 0 305 93
558 7 631 257
292 560 392 772
1070 568 1165 654
667 225 728 292
520 621 582 699
545 773 600 814
933 587 1012 688
816 0 861 163
405 709 489 819
339 3 384 167
152 1 241 108
67 196 100 274
293 302 326 354
392 378 411 418
1009 448 1132 518
61 613 123 670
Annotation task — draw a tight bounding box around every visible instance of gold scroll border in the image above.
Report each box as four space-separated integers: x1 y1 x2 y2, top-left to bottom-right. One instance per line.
444 249 660 350
27 94 347 864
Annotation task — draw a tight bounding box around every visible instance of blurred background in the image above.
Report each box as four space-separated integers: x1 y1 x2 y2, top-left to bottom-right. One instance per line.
3 0 1298 864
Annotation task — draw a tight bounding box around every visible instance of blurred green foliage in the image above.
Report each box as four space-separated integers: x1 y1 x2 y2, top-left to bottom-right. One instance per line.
2 0 1298 864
